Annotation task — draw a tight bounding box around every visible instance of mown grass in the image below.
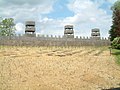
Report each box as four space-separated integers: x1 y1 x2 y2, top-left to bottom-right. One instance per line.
0 46 120 90
112 49 120 65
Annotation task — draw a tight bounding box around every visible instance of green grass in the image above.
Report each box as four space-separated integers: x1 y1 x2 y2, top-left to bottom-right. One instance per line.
112 49 120 65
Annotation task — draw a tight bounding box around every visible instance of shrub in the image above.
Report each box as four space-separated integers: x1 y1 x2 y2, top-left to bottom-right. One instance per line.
112 37 120 49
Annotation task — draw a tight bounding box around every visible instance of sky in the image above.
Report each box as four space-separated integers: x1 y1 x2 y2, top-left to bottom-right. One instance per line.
0 0 118 37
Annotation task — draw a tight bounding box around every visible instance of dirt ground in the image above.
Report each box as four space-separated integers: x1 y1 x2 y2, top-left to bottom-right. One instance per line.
0 46 120 90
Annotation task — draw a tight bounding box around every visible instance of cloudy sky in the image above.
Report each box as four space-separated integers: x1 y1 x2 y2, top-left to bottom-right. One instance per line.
0 0 118 37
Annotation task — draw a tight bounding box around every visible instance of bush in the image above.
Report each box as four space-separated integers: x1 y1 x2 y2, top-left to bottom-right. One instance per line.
112 37 120 49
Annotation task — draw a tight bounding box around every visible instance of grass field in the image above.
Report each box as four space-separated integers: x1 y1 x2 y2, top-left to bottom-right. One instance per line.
0 46 120 90
112 49 120 65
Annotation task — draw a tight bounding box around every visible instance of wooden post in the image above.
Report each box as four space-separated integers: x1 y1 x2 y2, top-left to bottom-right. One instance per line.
109 46 112 55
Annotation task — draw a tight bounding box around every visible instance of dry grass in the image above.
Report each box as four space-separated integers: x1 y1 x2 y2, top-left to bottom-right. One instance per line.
0 46 120 90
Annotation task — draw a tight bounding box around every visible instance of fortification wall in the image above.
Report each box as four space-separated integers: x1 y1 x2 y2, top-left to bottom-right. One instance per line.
0 35 110 46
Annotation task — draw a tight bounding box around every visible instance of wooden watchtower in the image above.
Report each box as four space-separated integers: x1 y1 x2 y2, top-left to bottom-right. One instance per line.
91 28 100 39
25 21 36 36
64 25 74 38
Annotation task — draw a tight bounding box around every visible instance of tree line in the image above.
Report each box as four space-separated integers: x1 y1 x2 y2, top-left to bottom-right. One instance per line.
110 0 120 49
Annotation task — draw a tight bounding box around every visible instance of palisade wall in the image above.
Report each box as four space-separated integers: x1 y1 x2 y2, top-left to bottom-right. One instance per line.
0 35 110 46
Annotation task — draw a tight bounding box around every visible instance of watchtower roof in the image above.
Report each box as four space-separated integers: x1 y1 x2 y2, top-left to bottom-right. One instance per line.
25 21 35 26
65 25 73 29
92 28 100 32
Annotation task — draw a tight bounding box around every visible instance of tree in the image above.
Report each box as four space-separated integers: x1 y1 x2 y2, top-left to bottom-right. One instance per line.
109 0 120 41
0 18 16 36
111 37 120 49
